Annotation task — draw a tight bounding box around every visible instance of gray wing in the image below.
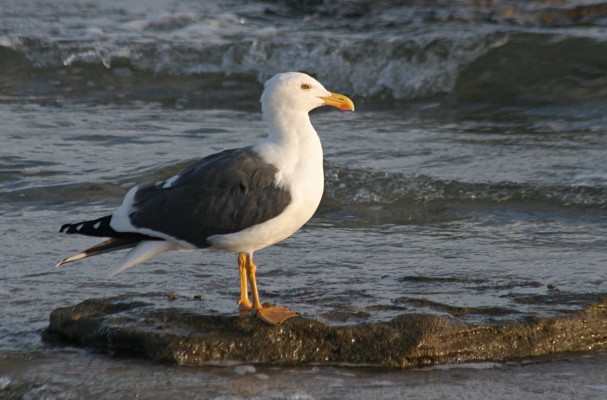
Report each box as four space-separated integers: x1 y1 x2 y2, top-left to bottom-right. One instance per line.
128 147 292 248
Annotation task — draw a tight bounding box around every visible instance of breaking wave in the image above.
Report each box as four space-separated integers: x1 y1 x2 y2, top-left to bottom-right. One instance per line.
323 164 607 210
1 27 606 105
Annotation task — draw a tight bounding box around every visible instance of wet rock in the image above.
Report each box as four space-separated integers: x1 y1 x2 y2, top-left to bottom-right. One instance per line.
43 294 607 367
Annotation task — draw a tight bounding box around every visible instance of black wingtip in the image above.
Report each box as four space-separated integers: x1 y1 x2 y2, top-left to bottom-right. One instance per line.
58 215 161 241
58 216 113 237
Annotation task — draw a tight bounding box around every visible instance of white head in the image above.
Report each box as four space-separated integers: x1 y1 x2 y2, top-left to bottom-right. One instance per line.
261 72 354 117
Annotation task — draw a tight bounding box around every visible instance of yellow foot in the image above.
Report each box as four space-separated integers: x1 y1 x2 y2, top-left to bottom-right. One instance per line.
256 305 299 325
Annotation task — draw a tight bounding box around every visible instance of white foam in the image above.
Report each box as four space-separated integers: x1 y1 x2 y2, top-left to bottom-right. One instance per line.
85 27 105 40
0 376 11 390
233 365 256 375
573 172 607 187
0 35 21 49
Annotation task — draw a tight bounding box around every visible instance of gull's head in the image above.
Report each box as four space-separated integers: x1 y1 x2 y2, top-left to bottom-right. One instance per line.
261 72 354 116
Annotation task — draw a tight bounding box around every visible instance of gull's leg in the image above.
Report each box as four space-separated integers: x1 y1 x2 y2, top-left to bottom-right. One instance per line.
244 253 298 325
237 252 253 310
245 253 263 311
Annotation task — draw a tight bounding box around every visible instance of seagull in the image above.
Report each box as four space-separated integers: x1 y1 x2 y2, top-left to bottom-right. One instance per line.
56 72 355 325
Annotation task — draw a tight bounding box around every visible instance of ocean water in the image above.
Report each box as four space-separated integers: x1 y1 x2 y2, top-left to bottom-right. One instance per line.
1 0 606 398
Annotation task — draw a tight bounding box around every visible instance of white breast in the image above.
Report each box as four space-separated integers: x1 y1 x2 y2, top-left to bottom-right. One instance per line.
207 117 324 254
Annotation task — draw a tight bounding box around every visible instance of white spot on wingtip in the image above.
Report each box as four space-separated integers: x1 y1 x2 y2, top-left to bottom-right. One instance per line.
76 224 84 231
162 175 180 189
93 222 101 229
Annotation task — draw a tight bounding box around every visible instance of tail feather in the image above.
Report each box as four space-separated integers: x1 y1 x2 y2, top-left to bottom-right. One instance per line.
105 240 177 278
57 216 170 271
56 238 140 267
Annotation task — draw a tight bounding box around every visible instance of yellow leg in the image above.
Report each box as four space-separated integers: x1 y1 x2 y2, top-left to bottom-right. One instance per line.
237 253 253 310
243 253 299 325
244 253 263 311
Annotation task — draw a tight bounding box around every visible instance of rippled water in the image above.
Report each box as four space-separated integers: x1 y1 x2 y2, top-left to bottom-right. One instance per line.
1 0 607 398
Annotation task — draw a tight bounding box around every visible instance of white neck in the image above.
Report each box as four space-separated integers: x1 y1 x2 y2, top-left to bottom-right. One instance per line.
255 105 324 190
263 103 309 139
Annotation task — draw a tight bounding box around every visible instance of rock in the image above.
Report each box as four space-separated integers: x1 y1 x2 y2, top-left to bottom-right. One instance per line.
42 293 607 367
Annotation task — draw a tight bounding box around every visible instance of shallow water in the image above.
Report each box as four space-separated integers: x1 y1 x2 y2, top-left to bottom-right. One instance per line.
1 0 607 398
2 351 607 399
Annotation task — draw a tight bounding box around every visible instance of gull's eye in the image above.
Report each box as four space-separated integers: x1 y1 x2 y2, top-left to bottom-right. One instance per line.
300 83 311 91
